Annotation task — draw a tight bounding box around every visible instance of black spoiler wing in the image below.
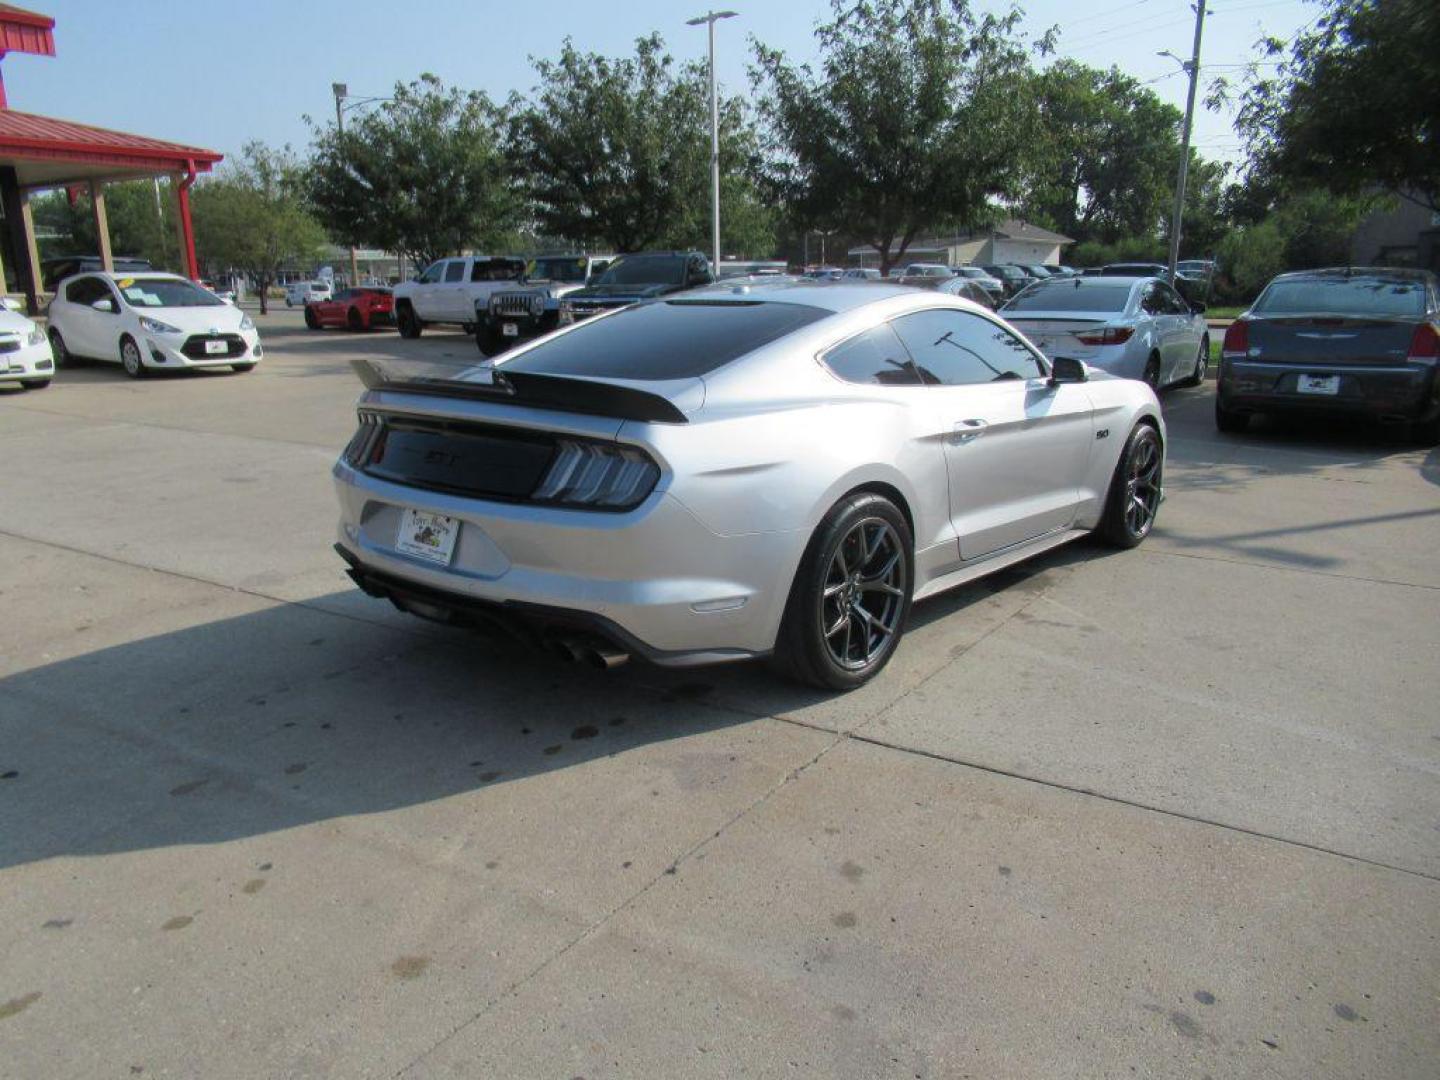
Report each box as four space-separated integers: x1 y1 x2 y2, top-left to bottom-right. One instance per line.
350 358 688 424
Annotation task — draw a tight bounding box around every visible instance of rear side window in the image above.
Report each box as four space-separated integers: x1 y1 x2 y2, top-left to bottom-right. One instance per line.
823 323 922 386
1254 277 1427 318
443 261 466 283
501 299 830 380
890 309 1044 385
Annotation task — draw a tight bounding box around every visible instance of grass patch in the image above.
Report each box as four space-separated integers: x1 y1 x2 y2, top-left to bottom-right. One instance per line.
1205 305 1247 320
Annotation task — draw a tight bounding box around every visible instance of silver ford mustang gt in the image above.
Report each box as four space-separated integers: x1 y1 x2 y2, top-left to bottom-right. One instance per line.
333 282 1164 689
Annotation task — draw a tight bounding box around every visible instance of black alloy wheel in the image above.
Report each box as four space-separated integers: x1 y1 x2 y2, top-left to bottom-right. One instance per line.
774 492 913 691
1099 424 1162 548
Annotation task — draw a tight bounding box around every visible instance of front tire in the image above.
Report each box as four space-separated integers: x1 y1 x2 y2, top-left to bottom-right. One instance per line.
231 363 256 374
304 306 320 330
397 305 422 339
772 492 913 691
476 326 508 357
120 336 146 379
48 328 75 367
1098 423 1162 548
347 307 364 332
20 378 50 390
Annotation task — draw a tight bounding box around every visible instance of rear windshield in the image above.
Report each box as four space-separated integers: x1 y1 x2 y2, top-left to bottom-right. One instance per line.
1253 277 1427 318
1002 282 1132 313
596 255 687 286
501 299 829 380
527 257 590 283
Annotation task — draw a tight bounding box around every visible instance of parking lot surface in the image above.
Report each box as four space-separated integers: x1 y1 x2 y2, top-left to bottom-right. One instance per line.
2 308 1438 1079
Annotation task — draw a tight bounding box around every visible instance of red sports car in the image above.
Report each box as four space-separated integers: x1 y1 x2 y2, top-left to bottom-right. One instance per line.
304 287 395 331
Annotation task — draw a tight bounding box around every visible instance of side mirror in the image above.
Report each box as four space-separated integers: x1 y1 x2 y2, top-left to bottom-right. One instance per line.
92 298 116 313
1049 355 1087 386
1190 301 1207 314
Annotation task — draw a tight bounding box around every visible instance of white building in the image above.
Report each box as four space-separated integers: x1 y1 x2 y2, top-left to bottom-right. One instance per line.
848 219 1074 268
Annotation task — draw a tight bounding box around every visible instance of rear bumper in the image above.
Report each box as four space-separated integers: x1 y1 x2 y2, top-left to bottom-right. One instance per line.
1218 358 1439 421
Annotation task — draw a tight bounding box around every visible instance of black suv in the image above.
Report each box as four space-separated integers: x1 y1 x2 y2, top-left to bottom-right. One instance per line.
564 251 715 322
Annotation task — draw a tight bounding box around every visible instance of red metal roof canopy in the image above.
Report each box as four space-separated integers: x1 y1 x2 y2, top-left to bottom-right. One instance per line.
0 3 54 55
0 109 223 185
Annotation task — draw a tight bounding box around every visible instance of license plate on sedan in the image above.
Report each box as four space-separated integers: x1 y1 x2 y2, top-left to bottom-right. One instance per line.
204 339 228 355
501 322 519 337
1297 374 1340 395
396 509 459 566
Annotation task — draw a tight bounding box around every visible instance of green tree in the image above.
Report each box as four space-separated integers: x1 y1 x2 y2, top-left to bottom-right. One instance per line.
509 35 772 256
1237 0 1439 212
751 0 1043 275
30 180 179 269
1214 188 1370 301
1021 60 1184 245
308 74 520 270
192 142 327 315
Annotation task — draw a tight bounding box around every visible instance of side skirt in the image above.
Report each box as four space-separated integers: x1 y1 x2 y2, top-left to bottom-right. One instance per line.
912 527 1088 603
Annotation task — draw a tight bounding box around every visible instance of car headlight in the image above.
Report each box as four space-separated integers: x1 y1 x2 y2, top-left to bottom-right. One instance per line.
530 293 546 316
531 439 660 511
26 324 44 346
239 314 255 331
489 295 501 313
139 316 183 335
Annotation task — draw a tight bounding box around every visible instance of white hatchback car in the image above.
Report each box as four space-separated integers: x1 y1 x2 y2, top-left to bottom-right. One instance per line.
0 306 55 390
286 280 332 307
47 272 262 378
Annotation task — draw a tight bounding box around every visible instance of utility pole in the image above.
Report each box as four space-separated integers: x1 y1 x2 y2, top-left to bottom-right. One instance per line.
1164 3 1206 285
686 11 737 274
332 82 361 288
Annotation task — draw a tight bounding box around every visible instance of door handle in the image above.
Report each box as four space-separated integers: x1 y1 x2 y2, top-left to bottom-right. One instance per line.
952 419 988 444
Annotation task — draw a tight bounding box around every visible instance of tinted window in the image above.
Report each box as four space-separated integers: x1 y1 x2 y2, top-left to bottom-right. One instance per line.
65 277 106 305
501 300 829 380
891 309 1043 385
527 257 589 283
443 261 466 283
823 323 922 386
1140 284 1166 316
1160 283 1190 314
1002 281 1131 313
419 262 444 284
1253 276 1427 318
472 259 522 282
596 256 687 286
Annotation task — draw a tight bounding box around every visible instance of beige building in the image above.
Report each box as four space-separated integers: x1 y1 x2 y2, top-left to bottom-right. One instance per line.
848 218 1074 268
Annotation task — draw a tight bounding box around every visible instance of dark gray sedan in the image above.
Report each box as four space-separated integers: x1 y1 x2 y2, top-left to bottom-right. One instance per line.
1216 267 1440 443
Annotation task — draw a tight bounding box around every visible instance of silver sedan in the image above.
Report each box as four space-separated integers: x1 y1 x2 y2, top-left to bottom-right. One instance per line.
1000 275 1210 390
333 283 1165 689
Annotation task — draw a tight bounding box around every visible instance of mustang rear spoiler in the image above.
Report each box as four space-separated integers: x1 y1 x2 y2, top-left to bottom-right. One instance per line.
350 358 689 424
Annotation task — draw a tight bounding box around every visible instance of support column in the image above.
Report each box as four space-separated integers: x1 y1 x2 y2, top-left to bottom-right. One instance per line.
90 180 113 272
0 166 44 314
171 172 198 280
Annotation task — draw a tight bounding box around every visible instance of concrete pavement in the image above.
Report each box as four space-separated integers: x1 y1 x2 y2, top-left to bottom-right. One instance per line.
2 309 1436 1078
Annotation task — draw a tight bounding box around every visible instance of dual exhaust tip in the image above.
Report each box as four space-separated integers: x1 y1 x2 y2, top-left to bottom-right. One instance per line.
545 634 630 670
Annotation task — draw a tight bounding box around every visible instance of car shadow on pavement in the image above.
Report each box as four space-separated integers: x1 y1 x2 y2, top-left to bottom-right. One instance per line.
0 599 756 873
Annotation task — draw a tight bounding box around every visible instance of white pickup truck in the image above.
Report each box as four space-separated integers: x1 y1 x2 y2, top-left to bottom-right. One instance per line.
392 256 525 338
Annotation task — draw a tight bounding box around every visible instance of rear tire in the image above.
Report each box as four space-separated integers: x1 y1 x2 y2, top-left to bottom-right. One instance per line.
347 307 364 332
397 305 422 339
1142 353 1161 392
1215 398 1248 433
771 492 913 691
1098 424 1162 549
1412 412 1440 447
120 336 145 379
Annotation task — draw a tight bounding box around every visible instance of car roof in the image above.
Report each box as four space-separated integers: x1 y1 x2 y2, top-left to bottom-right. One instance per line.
681 279 937 314
82 270 188 282
1271 266 1436 284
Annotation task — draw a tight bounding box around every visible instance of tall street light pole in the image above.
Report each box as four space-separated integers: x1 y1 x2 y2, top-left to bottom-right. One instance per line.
1162 2 1207 285
332 82 361 288
686 11 737 274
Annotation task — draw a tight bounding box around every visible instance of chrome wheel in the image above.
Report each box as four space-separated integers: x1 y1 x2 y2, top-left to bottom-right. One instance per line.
121 339 144 378
819 517 907 671
1124 436 1161 538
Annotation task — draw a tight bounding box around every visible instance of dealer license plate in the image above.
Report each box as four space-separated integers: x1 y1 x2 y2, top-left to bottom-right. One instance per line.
1297 374 1339 395
396 509 459 566
204 339 228 355
501 322 519 337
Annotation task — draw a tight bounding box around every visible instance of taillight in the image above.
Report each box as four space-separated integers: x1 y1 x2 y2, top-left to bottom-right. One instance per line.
532 440 660 511
1408 322 1439 360
342 411 381 466
1075 326 1134 346
1222 319 1249 357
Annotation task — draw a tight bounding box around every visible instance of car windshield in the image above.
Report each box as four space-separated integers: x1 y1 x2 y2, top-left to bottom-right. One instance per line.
1252 277 1427 318
596 256 687 286
1002 282 1132 313
118 277 225 308
527 257 591 283
500 299 829 380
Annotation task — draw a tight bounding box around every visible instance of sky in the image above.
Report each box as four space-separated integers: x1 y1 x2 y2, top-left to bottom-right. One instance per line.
5 0 1318 172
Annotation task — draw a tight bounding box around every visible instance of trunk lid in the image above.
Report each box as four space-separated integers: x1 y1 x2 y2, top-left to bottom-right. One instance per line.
1246 316 1418 366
